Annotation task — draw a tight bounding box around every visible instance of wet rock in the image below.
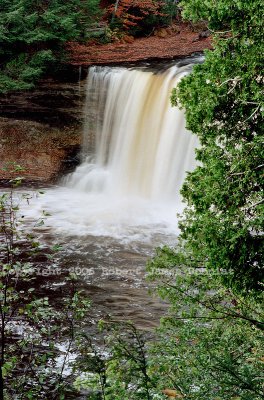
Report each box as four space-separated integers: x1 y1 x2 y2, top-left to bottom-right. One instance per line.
0 79 85 128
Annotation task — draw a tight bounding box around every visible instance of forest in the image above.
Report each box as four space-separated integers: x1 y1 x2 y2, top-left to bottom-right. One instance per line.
0 0 263 399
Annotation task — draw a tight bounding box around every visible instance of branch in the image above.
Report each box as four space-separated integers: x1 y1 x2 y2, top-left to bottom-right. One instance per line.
246 198 264 210
218 77 241 87
243 105 260 123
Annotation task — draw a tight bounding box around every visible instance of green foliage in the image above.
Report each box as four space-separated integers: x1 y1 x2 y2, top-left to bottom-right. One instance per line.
0 169 57 398
0 0 101 45
170 0 264 295
0 0 101 92
131 1 264 397
147 250 264 399
0 50 55 92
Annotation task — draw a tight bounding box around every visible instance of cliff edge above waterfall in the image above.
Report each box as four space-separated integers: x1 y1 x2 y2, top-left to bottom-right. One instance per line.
67 22 212 66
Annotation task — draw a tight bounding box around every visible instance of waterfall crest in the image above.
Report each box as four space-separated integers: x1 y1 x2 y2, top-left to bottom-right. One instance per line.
66 64 198 204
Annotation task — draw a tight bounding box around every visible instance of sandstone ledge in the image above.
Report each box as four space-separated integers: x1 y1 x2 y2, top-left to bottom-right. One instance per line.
0 118 81 183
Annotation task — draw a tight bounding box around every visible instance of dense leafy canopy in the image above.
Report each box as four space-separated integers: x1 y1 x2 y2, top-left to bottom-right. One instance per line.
0 0 101 92
170 0 264 295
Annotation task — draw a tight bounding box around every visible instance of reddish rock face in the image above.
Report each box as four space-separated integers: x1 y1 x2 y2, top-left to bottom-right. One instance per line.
0 118 81 182
0 79 84 183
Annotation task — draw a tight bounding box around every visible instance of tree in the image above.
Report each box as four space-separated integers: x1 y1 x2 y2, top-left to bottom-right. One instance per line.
107 0 177 36
170 0 264 295
0 0 101 92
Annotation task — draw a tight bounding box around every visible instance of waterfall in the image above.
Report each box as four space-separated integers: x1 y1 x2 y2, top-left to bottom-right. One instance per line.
65 63 198 204
26 61 200 240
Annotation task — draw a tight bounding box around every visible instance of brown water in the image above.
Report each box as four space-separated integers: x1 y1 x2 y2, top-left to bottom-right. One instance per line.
33 229 171 330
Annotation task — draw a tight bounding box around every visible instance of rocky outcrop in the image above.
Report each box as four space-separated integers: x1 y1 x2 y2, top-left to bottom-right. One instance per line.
0 78 85 183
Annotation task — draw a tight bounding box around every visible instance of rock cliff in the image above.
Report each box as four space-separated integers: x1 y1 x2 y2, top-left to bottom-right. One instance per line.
0 78 85 183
